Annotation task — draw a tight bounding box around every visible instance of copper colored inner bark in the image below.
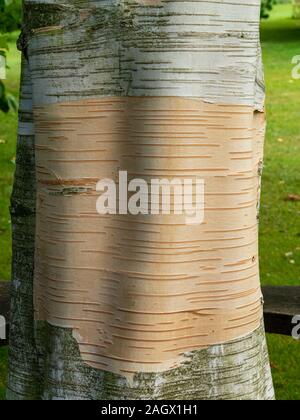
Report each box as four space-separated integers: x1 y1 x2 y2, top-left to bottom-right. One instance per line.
34 97 264 377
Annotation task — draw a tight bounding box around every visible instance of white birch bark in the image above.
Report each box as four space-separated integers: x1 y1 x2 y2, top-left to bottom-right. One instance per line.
7 0 275 400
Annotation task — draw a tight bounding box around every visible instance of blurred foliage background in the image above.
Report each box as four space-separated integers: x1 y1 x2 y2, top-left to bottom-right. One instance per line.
0 0 21 33
0 0 20 112
0 0 299 401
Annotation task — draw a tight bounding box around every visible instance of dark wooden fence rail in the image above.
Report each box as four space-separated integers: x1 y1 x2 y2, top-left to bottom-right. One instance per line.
263 286 300 336
0 282 300 347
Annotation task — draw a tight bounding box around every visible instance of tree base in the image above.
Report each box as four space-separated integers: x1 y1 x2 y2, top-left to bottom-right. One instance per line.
7 321 275 400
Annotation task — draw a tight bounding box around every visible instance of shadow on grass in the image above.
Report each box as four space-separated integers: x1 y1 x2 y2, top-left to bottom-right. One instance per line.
261 18 300 43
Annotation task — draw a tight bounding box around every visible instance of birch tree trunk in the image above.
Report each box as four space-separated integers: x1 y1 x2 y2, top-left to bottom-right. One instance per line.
8 0 275 400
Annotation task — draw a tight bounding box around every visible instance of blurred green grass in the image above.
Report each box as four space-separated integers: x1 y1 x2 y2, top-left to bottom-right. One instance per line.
260 3 300 400
0 32 20 400
0 32 20 281
0 4 299 400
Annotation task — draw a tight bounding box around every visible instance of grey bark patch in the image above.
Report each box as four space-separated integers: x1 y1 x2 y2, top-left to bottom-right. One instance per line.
7 321 274 400
49 187 93 196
